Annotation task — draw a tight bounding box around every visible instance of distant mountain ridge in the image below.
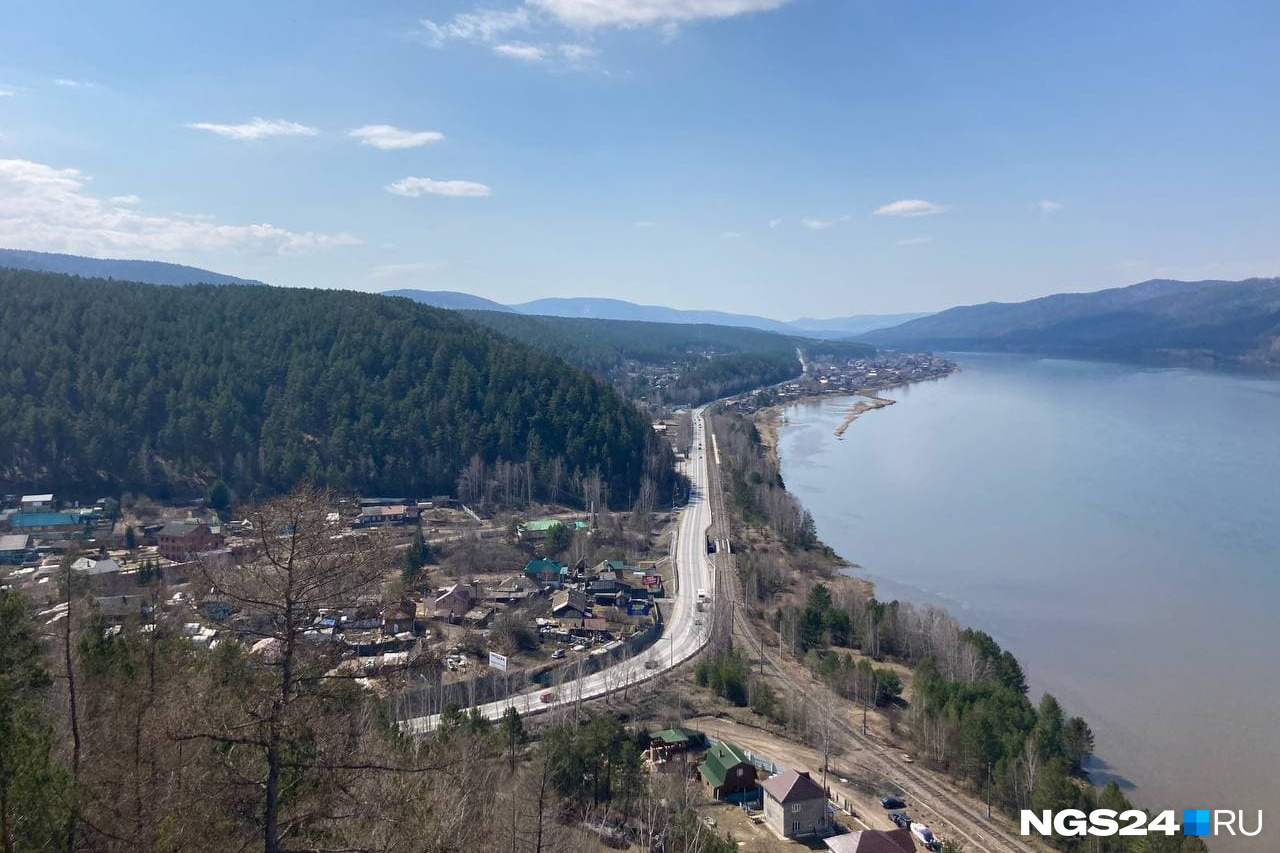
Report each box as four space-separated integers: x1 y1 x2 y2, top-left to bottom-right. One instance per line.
859 277 1280 369
383 289 513 313
0 248 261 286
390 290 926 337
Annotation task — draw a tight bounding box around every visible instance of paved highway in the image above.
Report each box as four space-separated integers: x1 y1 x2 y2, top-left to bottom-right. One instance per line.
401 406 715 733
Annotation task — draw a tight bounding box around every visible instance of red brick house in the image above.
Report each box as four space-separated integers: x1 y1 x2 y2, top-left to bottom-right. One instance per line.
157 521 223 561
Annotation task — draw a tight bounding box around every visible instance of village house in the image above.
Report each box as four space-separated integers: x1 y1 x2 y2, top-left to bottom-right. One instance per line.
478 575 538 603
523 557 568 585
550 589 590 620
761 769 832 839
647 728 705 765
20 493 54 513
0 533 32 564
823 829 915 853
698 741 758 803
432 583 474 620
156 520 223 561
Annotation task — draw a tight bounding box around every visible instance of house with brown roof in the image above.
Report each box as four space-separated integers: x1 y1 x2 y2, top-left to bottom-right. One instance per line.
761 769 832 839
432 583 474 619
823 829 915 853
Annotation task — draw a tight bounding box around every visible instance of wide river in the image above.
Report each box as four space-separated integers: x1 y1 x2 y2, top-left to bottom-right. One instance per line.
775 354 1279 847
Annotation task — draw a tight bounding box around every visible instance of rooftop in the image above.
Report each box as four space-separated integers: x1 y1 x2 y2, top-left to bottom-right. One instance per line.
823 829 915 853
761 769 826 804
697 741 752 789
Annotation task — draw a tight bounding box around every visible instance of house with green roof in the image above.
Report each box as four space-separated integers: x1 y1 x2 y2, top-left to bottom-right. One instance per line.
698 741 758 802
648 727 704 753
523 557 568 585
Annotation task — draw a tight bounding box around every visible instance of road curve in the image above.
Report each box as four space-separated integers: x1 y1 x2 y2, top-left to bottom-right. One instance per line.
401 406 715 733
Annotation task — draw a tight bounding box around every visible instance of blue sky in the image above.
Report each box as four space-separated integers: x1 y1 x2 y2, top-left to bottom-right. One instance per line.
1 0 1276 315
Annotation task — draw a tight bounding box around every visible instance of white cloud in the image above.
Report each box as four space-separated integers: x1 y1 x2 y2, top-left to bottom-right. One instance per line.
0 158 359 257
801 214 850 230
768 218 783 229
1034 199 1063 214
873 199 944 217
632 220 656 228
420 8 531 45
493 42 548 61
720 230 745 239
386 176 492 198
53 78 97 89
558 43 599 63
349 124 444 150
109 194 142 205
371 261 447 279
528 0 795 28
0 86 14 97
895 235 933 246
186 117 319 141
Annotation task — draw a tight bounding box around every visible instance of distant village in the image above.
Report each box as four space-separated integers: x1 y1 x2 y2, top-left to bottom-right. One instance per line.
721 352 957 415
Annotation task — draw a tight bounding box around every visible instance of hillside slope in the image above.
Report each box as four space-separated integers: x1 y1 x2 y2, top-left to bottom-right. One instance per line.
0 248 261 285
0 270 670 504
860 277 1280 368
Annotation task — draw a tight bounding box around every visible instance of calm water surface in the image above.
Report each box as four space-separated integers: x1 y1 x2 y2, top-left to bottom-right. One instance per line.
776 354 1280 844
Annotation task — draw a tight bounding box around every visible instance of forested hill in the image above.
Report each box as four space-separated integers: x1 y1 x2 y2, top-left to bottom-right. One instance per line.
860 277 1280 369
0 269 670 505
0 248 261 285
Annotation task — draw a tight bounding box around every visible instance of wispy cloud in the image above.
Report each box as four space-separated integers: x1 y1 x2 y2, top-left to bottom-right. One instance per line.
53 78 97 89
0 157 358 257
632 220 656 228
768 218 783 229
386 176 492 198
420 9 531 45
0 86 14 97
895 235 933 246
528 0 796 28
371 261 447 279
720 230 745 239
186 117 319 141
801 214 850 231
349 124 444 150
1034 199 1063 214
491 40 598 66
873 198 944 217
493 42 548 61
109 194 142 205
558 43 599 65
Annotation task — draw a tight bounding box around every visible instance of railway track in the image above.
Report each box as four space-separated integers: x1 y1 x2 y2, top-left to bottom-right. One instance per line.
702 416 1035 853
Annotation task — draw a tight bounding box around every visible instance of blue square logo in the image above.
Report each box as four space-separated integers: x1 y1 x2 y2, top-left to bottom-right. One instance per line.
1184 809 1211 836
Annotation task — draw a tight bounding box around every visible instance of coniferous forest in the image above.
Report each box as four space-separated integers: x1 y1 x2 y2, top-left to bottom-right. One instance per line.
0 270 673 506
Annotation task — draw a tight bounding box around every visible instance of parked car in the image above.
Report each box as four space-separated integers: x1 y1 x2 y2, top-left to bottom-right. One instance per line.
911 823 941 851
880 796 907 810
540 691 556 703
889 812 911 829
551 648 566 659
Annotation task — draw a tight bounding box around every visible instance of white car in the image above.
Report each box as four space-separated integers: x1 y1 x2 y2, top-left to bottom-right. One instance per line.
911 823 941 851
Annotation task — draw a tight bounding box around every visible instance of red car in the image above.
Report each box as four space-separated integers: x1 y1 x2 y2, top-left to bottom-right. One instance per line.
540 691 556 703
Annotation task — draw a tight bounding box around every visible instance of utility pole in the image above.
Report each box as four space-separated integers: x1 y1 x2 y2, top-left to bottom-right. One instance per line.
986 761 993 819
